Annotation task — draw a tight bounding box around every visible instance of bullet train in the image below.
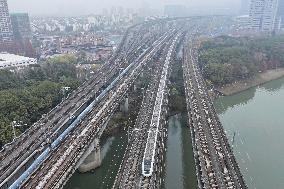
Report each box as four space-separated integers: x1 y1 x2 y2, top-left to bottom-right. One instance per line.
142 35 178 177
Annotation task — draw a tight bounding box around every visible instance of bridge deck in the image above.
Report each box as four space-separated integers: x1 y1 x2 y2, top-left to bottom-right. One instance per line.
182 39 247 189
17 26 173 189
112 32 181 189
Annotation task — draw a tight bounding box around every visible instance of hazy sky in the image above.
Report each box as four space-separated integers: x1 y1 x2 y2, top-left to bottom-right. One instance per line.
8 0 241 16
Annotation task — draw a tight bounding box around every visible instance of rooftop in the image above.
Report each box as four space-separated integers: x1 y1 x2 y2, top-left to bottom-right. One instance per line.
0 53 37 68
0 53 34 63
10 13 29 16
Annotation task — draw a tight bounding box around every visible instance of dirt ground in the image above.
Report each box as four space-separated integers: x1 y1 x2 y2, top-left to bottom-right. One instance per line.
216 68 284 96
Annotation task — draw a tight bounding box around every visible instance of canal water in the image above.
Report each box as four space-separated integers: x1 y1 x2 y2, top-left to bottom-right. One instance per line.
215 77 284 189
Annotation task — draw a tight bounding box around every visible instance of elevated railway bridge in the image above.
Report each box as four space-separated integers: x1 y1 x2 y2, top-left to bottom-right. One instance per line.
0 18 247 189
182 38 247 189
112 32 182 189
0 19 181 189
112 20 247 189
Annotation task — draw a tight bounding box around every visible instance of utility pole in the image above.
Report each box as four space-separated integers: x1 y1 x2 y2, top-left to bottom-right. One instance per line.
119 67 124 76
11 121 27 141
61 86 71 101
232 131 236 149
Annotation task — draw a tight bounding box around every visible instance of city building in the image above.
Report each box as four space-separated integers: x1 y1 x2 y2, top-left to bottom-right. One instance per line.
277 0 284 28
249 0 279 32
274 16 282 30
10 13 32 42
262 0 279 31
235 15 251 29
0 53 37 69
164 5 187 17
0 0 13 43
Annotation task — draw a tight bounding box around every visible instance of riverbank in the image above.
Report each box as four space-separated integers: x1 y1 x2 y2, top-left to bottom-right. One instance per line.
216 68 284 96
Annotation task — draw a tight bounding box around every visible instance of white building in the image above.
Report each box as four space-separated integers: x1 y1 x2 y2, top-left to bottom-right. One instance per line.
249 0 279 32
262 0 279 31
236 15 251 29
0 53 37 69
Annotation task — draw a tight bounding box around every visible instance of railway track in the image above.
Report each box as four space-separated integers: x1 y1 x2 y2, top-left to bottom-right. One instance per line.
16 30 173 189
138 33 181 189
0 17 249 189
182 38 247 189
112 54 164 189
112 31 182 189
0 22 169 189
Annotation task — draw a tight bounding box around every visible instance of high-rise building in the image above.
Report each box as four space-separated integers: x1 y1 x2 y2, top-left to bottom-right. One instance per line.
262 0 279 31
0 0 13 43
10 13 31 42
277 0 284 27
249 0 279 32
249 0 265 30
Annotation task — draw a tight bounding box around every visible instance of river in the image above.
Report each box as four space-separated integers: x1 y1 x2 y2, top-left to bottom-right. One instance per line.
163 114 198 189
64 130 128 189
65 77 284 189
215 77 284 189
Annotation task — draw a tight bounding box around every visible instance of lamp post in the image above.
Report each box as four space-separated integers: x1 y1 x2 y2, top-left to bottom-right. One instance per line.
11 121 17 140
11 121 27 141
61 86 71 100
119 67 124 76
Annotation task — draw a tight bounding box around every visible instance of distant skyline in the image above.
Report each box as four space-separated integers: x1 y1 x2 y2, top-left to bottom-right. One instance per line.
7 0 242 16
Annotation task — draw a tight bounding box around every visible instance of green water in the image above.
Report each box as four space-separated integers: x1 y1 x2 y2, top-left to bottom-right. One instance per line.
164 114 198 189
215 77 284 189
64 130 128 189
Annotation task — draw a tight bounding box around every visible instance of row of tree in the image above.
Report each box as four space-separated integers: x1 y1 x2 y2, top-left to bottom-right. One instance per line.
0 56 82 146
198 35 284 86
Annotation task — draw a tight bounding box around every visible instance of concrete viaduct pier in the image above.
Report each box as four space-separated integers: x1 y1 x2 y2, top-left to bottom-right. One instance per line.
77 138 101 173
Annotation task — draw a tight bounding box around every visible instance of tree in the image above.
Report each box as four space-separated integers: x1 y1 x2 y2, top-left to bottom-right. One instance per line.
0 58 82 145
198 35 284 86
